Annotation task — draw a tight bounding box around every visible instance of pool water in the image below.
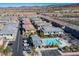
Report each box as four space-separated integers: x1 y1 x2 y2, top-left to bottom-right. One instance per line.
42 38 62 46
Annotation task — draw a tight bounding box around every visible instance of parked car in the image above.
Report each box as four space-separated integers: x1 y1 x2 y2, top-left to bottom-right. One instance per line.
23 40 27 43
23 51 28 56
23 43 29 47
23 47 30 51
8 43 13 46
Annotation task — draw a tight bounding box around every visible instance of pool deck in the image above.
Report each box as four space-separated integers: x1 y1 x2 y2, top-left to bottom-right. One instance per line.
40 47 58 50
41 38 69 47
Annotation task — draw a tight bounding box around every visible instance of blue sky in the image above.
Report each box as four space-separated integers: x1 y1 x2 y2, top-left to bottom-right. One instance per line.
0 3 75 7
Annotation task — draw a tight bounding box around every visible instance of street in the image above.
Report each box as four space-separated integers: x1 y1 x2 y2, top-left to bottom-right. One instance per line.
11 17 31 56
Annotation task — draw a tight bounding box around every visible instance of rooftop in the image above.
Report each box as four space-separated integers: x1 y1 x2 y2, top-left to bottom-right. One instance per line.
39 15 79 31
22 17 36 31
23 24 35 31
31 35 42 47
41 26 63 33
23 18 32 25
0 23 18 35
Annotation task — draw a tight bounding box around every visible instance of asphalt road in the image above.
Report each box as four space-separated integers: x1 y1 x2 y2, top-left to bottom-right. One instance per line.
12 17 30 56
11 30 28 56
9 17 24 56
11 29 22 56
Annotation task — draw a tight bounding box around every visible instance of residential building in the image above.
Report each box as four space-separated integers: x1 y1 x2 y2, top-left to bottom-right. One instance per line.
0 23 18 41
41 26 64 35
31 35 42 48
23 18 36 36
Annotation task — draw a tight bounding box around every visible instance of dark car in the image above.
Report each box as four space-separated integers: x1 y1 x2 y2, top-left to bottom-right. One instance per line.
8 43 13 46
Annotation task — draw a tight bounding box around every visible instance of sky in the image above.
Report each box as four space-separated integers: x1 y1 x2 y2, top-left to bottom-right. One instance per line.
0 3 75 7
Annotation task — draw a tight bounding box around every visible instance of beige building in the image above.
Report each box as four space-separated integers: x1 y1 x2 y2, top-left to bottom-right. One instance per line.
23 18 36 36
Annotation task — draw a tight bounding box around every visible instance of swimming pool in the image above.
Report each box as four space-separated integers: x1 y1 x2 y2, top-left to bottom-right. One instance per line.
42 38 62 46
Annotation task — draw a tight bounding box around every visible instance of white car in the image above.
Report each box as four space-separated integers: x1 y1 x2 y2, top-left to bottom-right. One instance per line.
23 43 29 47
23 40 27 43
23 51 28 56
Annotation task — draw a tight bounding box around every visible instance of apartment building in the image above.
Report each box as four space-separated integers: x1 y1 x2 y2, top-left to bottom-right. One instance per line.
23 18 36 36
41 26 64 35
0 16 19 41
0 23 18 41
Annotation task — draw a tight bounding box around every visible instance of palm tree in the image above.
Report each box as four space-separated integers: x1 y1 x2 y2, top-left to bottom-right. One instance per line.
55 44 58 47
70 45 76 52
3 46 12 56
48 34 51 37
63 46 71 52
70 45 74 49
0 46 4 55
40 32 44 37
76 45 79 51
31 47 37 56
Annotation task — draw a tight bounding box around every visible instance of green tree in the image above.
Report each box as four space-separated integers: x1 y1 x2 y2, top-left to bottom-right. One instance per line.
64 46 71 52
39 32 44 37
3 46 12 55
0 46 4 54
77 45 79 51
